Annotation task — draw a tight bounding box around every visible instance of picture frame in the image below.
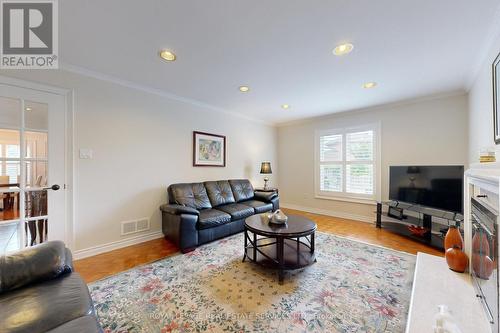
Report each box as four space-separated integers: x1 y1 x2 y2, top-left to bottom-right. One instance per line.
493 51 500 144
193 131 226 167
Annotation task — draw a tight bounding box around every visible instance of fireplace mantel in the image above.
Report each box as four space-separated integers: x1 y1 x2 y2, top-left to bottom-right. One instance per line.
464 164 500 333
406 253 491 333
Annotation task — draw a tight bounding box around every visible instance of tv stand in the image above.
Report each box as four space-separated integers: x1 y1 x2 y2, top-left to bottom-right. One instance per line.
376 201 463 250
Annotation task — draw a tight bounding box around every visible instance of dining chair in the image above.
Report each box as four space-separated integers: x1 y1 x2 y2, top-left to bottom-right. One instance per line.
0 175 12 211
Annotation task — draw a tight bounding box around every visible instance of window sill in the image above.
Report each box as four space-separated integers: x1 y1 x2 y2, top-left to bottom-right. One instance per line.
315 195 377 205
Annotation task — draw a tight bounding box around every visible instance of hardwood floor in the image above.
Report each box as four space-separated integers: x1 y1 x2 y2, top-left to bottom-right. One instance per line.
74 208 443 283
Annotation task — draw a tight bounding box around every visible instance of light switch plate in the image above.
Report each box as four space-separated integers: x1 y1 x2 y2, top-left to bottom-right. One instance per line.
79 148 93 159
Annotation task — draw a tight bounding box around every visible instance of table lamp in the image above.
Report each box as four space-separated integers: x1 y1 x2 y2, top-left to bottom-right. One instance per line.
406 166 420 188
260 162 272 190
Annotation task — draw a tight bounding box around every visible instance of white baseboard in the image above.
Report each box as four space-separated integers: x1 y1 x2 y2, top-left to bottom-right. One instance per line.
281 203 374 223
73 230 164 260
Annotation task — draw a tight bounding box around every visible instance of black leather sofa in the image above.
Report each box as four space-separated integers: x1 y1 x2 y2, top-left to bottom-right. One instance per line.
0 241 102 333
160 179 279 253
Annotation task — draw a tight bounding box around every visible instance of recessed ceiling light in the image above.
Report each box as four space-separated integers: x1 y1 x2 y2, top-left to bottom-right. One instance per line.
239 86 250 93
363 82 378 89
333 43 354 56
281 104 290 109
159 49 176 62
25 107 32 111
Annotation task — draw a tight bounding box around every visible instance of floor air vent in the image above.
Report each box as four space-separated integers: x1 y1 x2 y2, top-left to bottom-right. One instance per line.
121 218 150 236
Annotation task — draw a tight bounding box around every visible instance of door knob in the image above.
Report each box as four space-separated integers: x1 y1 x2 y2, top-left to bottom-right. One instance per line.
43 184 60 191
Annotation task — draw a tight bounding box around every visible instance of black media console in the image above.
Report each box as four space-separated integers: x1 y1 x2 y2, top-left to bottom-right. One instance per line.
376 201 463 250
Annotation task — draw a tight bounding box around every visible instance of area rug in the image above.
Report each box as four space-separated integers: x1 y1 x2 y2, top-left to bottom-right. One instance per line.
89 232 416 333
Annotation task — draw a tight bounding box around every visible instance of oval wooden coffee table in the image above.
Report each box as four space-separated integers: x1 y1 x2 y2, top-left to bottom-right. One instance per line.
243 213 317 284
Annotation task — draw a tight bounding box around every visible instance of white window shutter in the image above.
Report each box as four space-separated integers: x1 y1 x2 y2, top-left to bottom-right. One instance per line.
346 131 373 161
320 134 342 162
320 165 342 192
346 130 374 195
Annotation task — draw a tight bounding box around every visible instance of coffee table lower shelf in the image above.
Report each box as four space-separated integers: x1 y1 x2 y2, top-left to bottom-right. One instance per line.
243 236 316 283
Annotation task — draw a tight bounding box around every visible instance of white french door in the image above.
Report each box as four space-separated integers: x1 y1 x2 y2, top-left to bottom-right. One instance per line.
0 83 66 253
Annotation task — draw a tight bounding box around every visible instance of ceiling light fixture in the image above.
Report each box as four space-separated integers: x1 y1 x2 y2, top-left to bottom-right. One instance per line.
159 49 176 62
25 107 32 111
239 86 250 93
281 104 290 109
363 82 378 89
333 43 354 56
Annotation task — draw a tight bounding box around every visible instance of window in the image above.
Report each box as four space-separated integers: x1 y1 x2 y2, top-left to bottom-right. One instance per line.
315 124 380 202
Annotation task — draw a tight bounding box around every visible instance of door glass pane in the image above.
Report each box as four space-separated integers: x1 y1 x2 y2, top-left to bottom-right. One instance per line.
3 161 20 184
25 131 48 159
0 97 21 128
0 129 20 158
25 101 48 130
0 221 19 254
25 190 48 246
26 190 48 218
25 161 47 188
0 189 20 221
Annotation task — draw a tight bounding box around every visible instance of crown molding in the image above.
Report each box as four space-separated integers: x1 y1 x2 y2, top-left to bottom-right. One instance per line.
59 62 272 126
276 90 466 128
465 3 500 91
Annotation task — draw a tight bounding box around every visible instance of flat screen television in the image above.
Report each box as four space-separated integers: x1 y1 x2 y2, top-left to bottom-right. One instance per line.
389 165 464 213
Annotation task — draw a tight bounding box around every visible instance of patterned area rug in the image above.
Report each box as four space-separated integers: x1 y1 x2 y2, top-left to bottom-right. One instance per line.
89 232 416 332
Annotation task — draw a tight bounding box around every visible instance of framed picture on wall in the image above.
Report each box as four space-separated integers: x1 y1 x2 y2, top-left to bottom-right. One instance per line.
193 131 226 167
493 51 500 144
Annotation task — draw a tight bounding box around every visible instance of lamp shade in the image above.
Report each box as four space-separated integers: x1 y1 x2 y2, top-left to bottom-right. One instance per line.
260 162 272 174
406 166 420 174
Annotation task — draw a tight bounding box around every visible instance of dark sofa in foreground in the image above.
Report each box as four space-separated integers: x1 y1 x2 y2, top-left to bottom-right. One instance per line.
161 179 279 253
0 241 102 333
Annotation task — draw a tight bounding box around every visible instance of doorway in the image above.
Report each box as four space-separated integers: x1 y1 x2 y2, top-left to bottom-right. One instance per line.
0 82 67 253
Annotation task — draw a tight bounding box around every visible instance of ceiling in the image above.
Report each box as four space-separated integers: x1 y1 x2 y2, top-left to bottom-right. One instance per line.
59 0 500 124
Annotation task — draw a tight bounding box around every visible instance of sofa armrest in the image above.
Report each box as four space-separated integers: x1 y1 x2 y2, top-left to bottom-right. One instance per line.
0 241 72 294
160 204 200 216
254 191 278 202
161 211 199 253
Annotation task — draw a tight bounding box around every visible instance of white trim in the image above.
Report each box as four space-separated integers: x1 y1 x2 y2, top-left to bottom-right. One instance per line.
281 202 374 223
73 231 164 260
65 89 75 251
59 62 269 126
0 75 69 96
0 75 74 250
276 90 466 128
314 195 377 205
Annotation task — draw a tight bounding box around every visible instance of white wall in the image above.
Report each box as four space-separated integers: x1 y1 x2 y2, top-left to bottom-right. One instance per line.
468 31 500 162
277 94 468 221
1 70 278 253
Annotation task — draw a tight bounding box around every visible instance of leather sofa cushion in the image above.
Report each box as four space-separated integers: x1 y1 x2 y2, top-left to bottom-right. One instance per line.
0 241 72 294
241 200 273 214
229 179 254 202
0 273 95 333
198 209 231 229
204 180 235 207
47 316 102 333
168 183 212 210
217 203 255 220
